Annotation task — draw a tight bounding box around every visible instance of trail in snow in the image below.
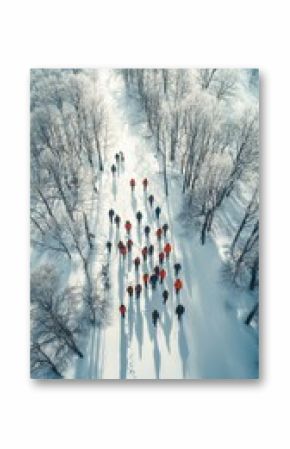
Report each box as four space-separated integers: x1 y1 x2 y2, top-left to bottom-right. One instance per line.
77 71 258 380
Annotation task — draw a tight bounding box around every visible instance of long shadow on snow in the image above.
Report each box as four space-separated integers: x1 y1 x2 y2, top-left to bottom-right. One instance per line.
119 316 127 379
135 297 144 359
153 330 161 379
178 320 189 379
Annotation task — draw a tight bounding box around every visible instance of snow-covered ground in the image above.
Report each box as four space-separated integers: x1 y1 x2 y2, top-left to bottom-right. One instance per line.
72 71 258 380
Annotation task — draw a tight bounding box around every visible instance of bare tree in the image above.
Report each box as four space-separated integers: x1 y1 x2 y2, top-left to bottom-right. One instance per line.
231 186 259 254
31 266 85 379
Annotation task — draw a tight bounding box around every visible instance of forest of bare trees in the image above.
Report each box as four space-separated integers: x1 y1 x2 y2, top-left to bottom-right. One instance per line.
30 69 110 378
122 69 259 309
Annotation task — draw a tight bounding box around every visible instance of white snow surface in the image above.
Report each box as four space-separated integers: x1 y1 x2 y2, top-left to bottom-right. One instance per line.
70 70 259 380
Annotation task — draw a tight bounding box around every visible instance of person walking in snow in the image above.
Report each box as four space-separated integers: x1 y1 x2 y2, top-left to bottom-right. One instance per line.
176 304 185 321
159 251 165 265
148 194 154 207
154 266 160 277
106 241 112 253
115 153 120 164
109 208 115 223
148 244 154 257
150 273 158 290
111 164 116 175
134 256 141 271
119 304 126 318
125 220 132 234
143 178 148 190
127 286 134 298
162 223 169 237
118 240 125 251
143 273 149 288
135 284 142 298
120 245 127 259
155 206 161 220
136 211 143 224
142 246 148 261
174 262 182 277
162 290 169 304
127 239 133 252
159 268 166 284
174 278 183 295
156 227 162 241
114 214 121 227
119 151 125 162
144 225 151 238
164 242 172 258
130 178 136 191
152 310 160 327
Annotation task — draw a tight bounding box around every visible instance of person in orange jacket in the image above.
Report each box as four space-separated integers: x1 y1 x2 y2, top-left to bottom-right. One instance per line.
134 256 141 270
130 178 136 191
159 268 166 284
156 228 162 241
159 252 165 265
142 246 148 261
164 242 172 258
125 220 132 234
174 278 183 295
119 304 126 318
143 273 149 287
127 239 133 252
142 178 148 190
120 245 127 258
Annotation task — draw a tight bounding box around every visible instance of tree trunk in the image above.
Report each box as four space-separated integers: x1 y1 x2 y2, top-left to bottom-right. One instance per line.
201 211 211 245
244 303 259 326
36 344 63 378
249 256 259 290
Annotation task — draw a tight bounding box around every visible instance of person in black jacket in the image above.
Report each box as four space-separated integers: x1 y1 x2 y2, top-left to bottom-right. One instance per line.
155 206 161 220
114 215 121 227
106 241 112 253
148 194 154 207
148 244 154 257
176 304 185 320
109 209 115 223
152 310 160 327
162 223 169 237
174 262 182 276
150 273 158 290
136 211 142 224
162 290 169 304
144 225 151 238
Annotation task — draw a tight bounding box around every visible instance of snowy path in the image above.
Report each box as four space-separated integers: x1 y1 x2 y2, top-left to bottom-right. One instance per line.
77 72 258 379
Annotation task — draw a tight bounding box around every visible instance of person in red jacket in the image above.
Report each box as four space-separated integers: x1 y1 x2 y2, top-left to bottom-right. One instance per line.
159 252 165 265
130 178 136 191
142 178 148 190
118 240 125 251
174 278 183 295
134 256 141 270
120 245 127 259
164 242 172 258
159 268 166 284
127 286 134 297
127 239 133 252
125 220 132 234
143 273 149 288
156 228 162 241
119 304 126 318
142 246 148 261
135 284 142 298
